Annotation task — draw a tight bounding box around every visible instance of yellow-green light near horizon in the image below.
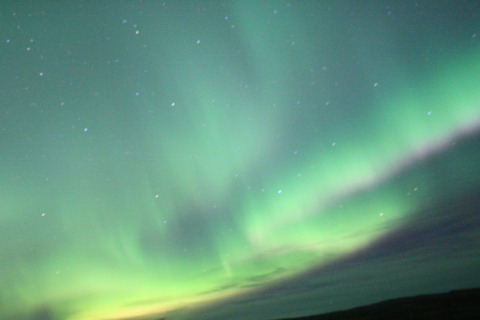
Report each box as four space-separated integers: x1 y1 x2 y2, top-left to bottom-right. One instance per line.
1 2 480 320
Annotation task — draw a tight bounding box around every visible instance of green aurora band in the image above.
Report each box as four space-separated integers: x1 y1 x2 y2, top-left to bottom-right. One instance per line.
1 2 480 320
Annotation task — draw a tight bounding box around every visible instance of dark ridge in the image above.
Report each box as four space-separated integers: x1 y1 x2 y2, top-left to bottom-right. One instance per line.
275 288 480 320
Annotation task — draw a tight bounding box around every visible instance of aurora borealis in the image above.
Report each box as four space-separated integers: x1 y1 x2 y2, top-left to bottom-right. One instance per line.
1 1 480 320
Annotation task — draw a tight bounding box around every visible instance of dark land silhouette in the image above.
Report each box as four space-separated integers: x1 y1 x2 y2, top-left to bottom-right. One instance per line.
275 288 480 320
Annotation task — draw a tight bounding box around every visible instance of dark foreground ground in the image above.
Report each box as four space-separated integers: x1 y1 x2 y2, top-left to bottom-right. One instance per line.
276 288 480 320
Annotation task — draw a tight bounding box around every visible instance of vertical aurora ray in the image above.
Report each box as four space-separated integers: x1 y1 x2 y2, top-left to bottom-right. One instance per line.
233 43 480 271
1 2 480 320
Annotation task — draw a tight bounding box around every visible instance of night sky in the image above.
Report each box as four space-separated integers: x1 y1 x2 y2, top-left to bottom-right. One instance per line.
1 1 480 320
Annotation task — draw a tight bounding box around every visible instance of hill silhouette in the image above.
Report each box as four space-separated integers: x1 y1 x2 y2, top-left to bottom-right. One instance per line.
275 288 480 320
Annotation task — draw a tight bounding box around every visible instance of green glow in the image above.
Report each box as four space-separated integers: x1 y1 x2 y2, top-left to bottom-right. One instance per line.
1 2 480 320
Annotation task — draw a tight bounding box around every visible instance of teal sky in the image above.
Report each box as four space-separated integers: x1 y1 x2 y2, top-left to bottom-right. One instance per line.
1 1 480 320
